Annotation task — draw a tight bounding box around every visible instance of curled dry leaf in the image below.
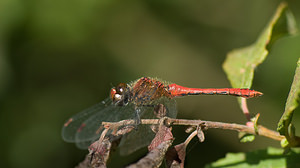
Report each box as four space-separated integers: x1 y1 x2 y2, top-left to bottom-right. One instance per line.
87 126 127 168
185 126 196 134
148 124 173 151
166 130 198 168
88 137 112 168
197 125 205 143
128 117 174 168
127 140 174 168
165 143 186 168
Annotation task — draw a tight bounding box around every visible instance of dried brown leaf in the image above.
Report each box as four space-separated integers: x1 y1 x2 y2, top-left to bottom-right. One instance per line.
148 124 173 151
165 143 186 168
88 137 112 168
197 126 205 142
127 140 174 168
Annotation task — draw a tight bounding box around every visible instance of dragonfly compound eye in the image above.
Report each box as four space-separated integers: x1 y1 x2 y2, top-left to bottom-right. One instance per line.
111 83 130 106
115 83 127 93
111 89 123 105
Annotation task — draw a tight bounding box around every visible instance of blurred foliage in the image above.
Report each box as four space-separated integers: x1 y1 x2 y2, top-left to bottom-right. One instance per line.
277 58 300 147
206 147 300 168
0 0 300 168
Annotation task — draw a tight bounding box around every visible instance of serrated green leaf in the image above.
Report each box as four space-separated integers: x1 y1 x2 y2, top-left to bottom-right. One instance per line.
222 2 297 107
277 58 300 146
205 147 300 168
239 132 255 143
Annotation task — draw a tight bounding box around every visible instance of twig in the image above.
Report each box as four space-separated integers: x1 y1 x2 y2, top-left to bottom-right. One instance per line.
103 117 284 141
183 130 198 146
241 98 251 121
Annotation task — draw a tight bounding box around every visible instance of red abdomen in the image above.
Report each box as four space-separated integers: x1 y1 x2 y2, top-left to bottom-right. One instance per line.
167 84 262 98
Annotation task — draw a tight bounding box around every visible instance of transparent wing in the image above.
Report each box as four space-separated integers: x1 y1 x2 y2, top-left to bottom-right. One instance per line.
62 98 112 142
119 97 177 155
62 97 177 153
74 101 137 149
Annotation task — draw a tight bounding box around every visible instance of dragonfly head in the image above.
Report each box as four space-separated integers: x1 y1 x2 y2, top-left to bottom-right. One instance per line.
110 83 131 106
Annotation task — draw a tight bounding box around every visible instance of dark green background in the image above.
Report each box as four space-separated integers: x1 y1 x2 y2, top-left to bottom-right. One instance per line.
1 0 299 167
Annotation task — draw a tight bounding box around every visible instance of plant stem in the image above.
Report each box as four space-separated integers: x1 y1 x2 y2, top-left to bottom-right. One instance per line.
102 117 284 142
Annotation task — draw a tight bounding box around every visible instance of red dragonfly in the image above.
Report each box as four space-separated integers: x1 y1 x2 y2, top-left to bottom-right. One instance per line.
62 77 262 155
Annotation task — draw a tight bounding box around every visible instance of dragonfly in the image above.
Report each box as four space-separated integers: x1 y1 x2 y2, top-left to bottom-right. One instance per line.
62 77 262 155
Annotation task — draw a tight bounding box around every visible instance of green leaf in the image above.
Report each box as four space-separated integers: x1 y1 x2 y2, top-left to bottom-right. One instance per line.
277 58 300 146
222 2 297 107
238 132 255 143
251 113 260 134
281 138 289 148
205 147 300 168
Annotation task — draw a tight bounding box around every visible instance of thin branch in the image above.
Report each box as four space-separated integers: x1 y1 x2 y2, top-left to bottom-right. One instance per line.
241 98 251 121
183 130 198 146
103 117 284 141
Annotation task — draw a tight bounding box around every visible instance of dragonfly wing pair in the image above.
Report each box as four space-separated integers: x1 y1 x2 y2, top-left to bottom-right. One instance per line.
62 97 177 155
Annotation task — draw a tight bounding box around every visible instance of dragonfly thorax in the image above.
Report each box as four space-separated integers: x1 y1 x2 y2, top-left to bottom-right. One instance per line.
110 83 132 106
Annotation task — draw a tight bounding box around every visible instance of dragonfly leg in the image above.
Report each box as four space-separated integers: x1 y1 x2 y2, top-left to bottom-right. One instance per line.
134 107 141 126
154 104 167 118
